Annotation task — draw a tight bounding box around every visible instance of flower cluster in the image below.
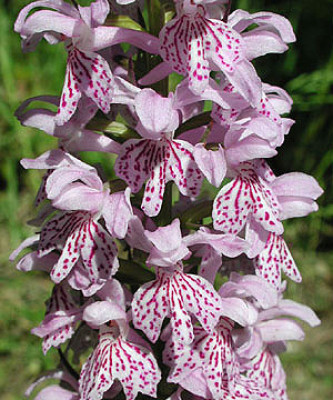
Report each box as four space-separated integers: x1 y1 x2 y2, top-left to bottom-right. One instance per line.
11 1 323 399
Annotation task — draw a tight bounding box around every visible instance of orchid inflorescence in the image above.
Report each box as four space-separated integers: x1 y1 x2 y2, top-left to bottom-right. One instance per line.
11 1 323 399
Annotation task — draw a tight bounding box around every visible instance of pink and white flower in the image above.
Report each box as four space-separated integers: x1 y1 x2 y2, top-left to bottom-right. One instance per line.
142 0 262 104
22 151 133 285
131 221 223 344
115 89 204 217
15 0 159 125
79 281 161 400
31 282 84 354
212 161 283 236
165 318 275 400
12 1 322 399
15 96 121 154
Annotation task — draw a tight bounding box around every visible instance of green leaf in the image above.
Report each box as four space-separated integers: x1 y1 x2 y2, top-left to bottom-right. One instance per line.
177 200 213 226
175 111 211 136
106 14 145 31
116 259 155 285
86 117 140 143
148 0 164 37
108 179 128 193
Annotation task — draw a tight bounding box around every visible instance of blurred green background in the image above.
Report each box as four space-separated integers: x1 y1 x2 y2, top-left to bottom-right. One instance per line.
0 0 332 399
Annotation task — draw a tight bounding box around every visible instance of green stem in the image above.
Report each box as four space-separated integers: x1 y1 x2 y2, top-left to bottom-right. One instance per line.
158 182 173 226
223 0 233 22
147 0 168 96
148 0 162 37
178 200 213 225
117 259 155 284
58 348 79 380
70 0 79 10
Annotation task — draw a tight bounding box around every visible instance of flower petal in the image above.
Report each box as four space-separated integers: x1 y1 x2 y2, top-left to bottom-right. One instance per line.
219 272 278 310
17 10 78 44
83 301 126 328
80 220 119 283
90 26 160 54
78 0 110 28
243 30 288 59
32 284 81 354
254 233 301 288
35 385 78 400
247 349 287 394
141 147 167 217
193 144 226 188
132 270 222 344
79 328 161 400
102 188 133 239
132 275 169 343
145 219 183 253
39 211 84 257
213 165 283 235
55 60 82 125
56 49 113 125
115 139 157 193
166 140 203 198
135 89 179 139
46 166 103 200
272 172 323 220
259 299 321 327
258 319 305 342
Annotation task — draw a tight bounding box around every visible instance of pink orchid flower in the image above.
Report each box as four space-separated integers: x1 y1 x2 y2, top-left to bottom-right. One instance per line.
115 89 204 217
131 220 223 344
15 0 159 125
141 0 262 105
164 318 275 400
227 273 320 360
212 160 284 236
211 81 294 151
249 165 323 287
79 280 161 400
22 150 133 285
15 95 121 154
243 347 288 400
31 282 84 354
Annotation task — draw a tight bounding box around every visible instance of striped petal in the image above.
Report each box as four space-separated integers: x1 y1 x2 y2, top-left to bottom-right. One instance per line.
213 164 283 235
38 211 85 257
32 283 81 354
41 212 119 284
115 139 159 193
166 140 204 198
141 146 167 217
116 138 203 217
254 232 301 288
56 49 113 125
79 328 161 400
80 219 119 283
167 320 237 397
132 269 222 344
247 349 287 397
